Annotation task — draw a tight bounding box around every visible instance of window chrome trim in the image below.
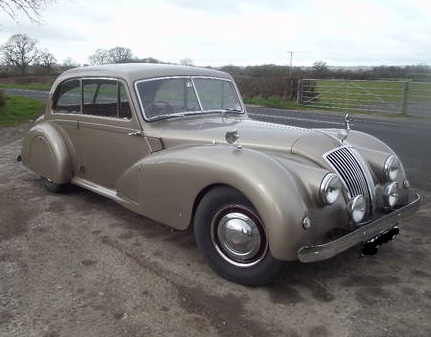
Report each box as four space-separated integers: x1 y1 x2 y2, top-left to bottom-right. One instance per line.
51 77 134 121
134 75 245 122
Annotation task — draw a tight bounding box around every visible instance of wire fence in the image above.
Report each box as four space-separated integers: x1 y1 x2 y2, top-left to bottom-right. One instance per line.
298 79 431 117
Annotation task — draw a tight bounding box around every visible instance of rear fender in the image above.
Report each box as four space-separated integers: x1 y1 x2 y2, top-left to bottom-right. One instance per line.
21 122 72 184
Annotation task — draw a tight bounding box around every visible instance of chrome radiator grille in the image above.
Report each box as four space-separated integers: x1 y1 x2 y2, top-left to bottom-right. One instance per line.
325 147 373 214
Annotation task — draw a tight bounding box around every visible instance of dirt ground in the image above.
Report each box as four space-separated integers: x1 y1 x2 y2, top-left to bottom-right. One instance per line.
1 124 430 337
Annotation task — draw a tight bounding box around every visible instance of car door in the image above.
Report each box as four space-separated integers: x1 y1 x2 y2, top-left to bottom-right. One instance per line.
51 77 151 190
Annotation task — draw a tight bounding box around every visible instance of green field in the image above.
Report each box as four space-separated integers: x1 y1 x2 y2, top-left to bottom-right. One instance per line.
303 80 404 112
0 94 45 127
301 79 431 115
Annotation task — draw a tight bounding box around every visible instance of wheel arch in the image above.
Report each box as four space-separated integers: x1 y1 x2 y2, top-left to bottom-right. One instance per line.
193 184 284 285
191 183 230 224
21 122 73 184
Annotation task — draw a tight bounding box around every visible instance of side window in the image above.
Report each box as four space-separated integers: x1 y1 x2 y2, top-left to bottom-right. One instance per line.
53 79 81 113
82 79 132 119
52 78 132 120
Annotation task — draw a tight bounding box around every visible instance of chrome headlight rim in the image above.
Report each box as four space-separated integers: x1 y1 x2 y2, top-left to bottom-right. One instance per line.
384 182 399 208
348 195 366 224
384 155 400 182
320 173 342 205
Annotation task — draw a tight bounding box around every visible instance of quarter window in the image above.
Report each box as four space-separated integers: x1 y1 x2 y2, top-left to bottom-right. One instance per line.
53 79 81 113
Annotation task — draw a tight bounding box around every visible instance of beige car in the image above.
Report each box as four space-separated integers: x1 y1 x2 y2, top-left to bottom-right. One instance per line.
19 64 420 285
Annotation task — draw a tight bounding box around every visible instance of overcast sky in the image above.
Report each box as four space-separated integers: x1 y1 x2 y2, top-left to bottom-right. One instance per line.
0 0 430 67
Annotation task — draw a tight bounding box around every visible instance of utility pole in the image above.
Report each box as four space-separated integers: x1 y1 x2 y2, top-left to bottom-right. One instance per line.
287 51 295 78
287 51 295 100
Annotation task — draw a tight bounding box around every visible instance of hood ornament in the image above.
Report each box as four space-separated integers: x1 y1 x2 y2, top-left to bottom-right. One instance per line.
338 114 353 143
225 130 242 149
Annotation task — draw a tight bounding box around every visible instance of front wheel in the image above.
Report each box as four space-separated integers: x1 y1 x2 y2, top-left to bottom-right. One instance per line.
194 186 284 286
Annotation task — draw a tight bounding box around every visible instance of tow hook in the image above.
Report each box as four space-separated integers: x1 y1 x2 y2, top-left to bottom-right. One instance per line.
361 227 399 256
17 154 22 162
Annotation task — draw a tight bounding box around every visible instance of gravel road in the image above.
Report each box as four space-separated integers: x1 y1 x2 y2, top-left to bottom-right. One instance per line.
1 124 430 337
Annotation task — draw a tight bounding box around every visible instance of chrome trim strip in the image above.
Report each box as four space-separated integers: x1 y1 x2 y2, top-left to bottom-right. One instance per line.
349 146 377 213
71 177 117 200
298 193 420 263
71 177 140 214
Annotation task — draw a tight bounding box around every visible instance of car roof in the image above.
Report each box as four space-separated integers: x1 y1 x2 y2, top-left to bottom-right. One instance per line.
57 63 233 83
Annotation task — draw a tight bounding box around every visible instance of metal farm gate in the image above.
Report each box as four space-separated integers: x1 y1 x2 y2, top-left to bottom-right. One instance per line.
298 79 431 117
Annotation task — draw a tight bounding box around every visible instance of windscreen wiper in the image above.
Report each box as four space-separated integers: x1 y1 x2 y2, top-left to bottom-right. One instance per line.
150 112 185 121
221 108 244 118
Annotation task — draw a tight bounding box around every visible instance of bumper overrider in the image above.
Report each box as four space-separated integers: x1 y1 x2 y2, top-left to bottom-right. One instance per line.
298 193 421 263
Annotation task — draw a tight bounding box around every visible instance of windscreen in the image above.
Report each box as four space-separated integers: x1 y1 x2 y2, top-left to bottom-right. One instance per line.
136 76 243 121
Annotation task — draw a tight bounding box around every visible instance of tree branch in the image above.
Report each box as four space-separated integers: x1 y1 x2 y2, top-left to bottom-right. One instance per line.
0 0 57 22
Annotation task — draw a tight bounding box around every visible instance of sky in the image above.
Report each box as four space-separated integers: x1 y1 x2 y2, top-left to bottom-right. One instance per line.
0 0 430 67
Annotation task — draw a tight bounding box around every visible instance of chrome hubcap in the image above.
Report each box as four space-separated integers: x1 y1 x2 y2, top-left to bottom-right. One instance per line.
211 206 267 267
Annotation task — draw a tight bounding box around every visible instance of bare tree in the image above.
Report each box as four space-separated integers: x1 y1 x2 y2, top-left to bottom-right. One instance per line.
180 58 193 66
89 47 133 65
1 34 40 74
88 48 110 65
62 57 79 69
109 47 132 63
312 61 329 79
37 48 57 74
0 0 57 22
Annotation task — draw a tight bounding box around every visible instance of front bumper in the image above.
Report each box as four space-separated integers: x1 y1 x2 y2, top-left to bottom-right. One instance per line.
298 193 421 263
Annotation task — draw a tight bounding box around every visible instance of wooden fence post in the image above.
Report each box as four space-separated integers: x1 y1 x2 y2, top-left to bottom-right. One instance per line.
401 81 410 116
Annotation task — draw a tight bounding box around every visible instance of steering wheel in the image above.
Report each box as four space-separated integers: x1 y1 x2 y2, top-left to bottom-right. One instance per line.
145 101 173 118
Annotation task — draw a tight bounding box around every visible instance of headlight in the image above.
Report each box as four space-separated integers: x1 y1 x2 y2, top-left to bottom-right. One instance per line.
348 195 366 223
384 182 399 208
320 173 341 205
384 155 400 181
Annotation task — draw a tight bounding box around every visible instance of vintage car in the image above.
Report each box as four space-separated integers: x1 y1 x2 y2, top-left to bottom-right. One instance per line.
19 63 420 285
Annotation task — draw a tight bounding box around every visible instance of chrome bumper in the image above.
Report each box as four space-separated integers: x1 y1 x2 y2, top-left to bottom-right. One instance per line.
298 193 421 263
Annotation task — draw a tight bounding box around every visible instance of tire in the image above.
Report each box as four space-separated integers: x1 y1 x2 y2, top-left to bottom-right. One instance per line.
41 177 65 193
194 186 284 286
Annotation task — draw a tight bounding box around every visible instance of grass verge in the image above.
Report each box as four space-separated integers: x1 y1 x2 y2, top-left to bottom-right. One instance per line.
0 94 44 127
244 96 303 110
0 83 51 91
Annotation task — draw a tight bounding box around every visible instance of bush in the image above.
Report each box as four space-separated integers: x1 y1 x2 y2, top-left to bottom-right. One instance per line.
233 75 299 101
0 89 6 107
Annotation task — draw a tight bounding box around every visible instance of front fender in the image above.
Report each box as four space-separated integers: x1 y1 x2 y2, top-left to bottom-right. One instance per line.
347 130 409 204
21 122 72 184
347 130 396 154
131 144 311 260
